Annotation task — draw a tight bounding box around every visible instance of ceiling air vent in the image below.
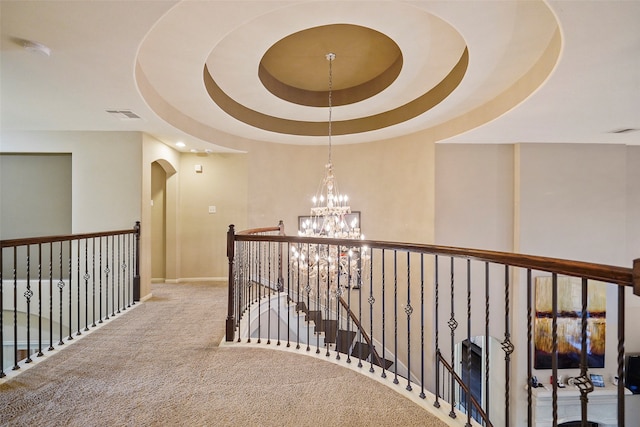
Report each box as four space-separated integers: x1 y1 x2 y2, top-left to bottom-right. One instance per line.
609 128 639 134
106 109 142 120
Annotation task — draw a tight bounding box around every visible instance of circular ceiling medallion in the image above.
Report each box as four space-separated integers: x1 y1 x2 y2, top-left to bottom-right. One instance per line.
259 24 403 107
135 1 560 145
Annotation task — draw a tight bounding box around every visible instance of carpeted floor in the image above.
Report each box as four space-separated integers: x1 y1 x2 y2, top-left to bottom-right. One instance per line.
0 282 449 426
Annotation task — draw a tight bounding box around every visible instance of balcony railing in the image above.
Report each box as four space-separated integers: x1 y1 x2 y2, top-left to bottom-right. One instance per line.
226 222 639 427
1 222 140 376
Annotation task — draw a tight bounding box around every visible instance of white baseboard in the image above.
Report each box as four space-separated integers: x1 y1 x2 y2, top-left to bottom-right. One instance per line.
165 277 227 283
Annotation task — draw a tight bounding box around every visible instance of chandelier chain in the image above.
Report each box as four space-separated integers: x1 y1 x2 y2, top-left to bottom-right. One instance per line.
326 52 334 166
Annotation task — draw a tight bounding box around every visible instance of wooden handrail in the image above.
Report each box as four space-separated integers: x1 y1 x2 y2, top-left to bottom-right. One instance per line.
1 227 138 248
234 233 635 288
236 226 282 236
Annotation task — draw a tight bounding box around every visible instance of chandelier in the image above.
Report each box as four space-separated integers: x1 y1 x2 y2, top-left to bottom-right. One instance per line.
291 53 368 294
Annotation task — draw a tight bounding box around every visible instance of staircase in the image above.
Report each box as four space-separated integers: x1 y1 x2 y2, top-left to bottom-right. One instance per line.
240 292 395 371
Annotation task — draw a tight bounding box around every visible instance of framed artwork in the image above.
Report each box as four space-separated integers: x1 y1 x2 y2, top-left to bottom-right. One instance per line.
534 276 606 369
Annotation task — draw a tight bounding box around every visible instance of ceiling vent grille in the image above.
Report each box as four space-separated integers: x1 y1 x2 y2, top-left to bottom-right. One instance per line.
106 110 141 120
609 128 639 134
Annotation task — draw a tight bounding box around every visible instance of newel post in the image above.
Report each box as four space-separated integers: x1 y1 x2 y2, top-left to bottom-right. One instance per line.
633 258 640 297
133 221 141 302
226 224 236 341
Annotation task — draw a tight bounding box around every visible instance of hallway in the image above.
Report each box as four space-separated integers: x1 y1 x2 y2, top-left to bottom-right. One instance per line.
0 282 446 426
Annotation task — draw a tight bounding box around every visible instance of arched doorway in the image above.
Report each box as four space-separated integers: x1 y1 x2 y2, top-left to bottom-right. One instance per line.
150 159 177 282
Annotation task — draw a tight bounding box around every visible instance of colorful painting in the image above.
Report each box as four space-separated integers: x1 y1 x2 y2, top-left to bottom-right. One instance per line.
534 277 606 369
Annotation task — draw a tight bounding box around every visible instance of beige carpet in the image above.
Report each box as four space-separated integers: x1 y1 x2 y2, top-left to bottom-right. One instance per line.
0 282 448 426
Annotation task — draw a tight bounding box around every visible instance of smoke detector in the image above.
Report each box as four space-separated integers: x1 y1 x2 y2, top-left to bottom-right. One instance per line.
21 39 51 56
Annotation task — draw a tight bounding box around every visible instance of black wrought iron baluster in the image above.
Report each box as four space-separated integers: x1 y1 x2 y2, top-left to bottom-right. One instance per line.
326 244 331 358
37 244 43 357
357 250 363 368
58 242 65 346
84 238 89 331
306 243 311 352
296 243 301 350
67 240 73 341
336 246 342 361
434 254 440 408
551 273 558 427
48 242 54 351
579 278 590 426
526 269 532 427
487 263 492 422
393 250 398 385
617 282 625 426
257 242 262 344
92 238 96 327
381 248 387 379
111 235 115 317
0 248 3 377
117 235 121 314
466 259 471 427
99 236 104 323
285 242 290 348
315 243 320 354
76 239 81 336
116 235 127 314
104 236 110 321
276 241 282 347
502 265 514 427
25 246 33 363
420 254 426 399
346 249 353 363
448 256 457 419
296 245 302 350
368 249 375 373
127 233 131 308
12 247 19 370
405 251 413 392
245 242 253 344
122 234 127 309
267 241 272 345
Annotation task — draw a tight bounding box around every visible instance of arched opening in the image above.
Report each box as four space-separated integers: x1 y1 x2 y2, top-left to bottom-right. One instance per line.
150 159 177 282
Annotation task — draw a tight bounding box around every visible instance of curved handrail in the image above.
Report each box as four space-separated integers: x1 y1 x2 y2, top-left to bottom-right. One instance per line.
234 234 635 288
228 223 640 426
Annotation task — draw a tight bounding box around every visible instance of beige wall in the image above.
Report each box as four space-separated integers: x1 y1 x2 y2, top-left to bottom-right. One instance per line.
245 135 435 245
435 142 640 425
178 152 248 280
0 131 141 233
0 153 72 239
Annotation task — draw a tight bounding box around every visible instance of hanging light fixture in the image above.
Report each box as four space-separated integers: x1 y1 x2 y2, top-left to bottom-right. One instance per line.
291 53 368 295
298 53 361 239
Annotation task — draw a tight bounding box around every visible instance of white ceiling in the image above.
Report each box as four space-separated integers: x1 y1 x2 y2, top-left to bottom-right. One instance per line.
1 1 639 153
